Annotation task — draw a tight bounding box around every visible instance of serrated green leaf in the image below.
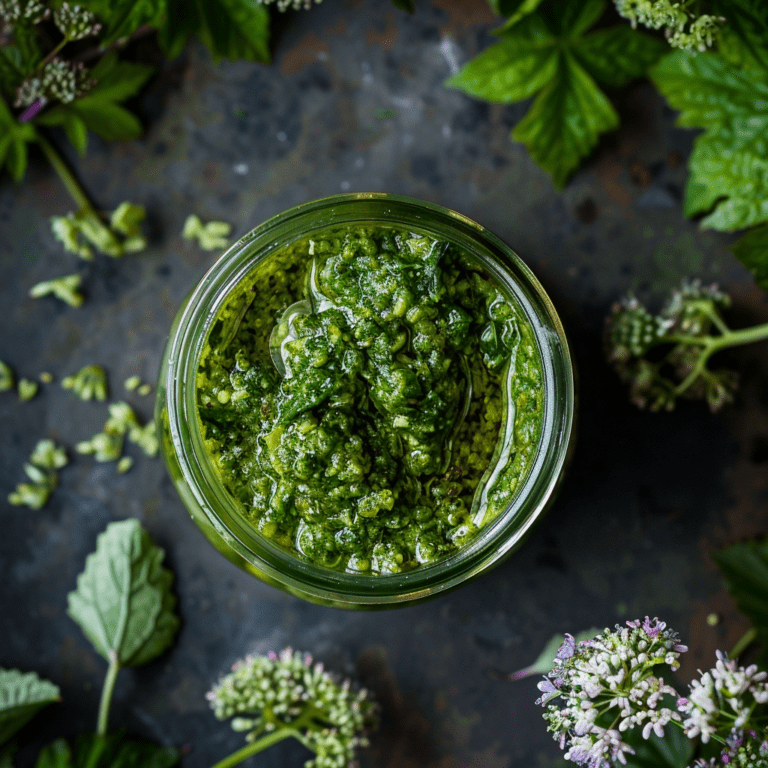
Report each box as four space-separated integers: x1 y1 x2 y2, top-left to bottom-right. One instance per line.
623 714 693 768
71 102 143 142
67 519 179 669
540 0 605 37
513 52 618 189
36 733 178 768
0 669 60 747
731 224 768 290
574 26 666 89
87 54 155 104
447 14 557 102
652 50 768 230
160 0 270 63
712 538 768 668
712 0 768 72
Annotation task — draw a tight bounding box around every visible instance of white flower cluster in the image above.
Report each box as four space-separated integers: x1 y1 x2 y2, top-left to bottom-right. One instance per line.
257 0 322 10
0 0 49 26
208 648 377 768
691 728 768 767
14 58 93 108
679 651 768 744
538 618 688 768
614 0 725 52
53 3 102 41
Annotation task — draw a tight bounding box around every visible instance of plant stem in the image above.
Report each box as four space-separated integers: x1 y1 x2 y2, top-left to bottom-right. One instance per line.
730 628 758 660
97 653 121 737
209 729 300 768
36 133 94 211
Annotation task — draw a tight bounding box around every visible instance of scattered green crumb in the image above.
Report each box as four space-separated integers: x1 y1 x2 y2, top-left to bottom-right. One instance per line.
76 432 123 462
182 214 232 251
375 108 397 119
116 456 134 474
39 372 54 383
29 274 85 307
137 383 152 396
62 365 108 401
8 439 66 509
30 439 68 470
18 379 38 401
0 360 14 391
109 202 147 253
124 375 141 391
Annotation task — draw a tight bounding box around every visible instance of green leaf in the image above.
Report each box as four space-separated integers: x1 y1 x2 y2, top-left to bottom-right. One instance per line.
513 52 618 189
160 0 271 63
0 669 60 747
446 14 558 102
87 54 155 104
713 0 768 72
503 628 602 679
494 0 546 30
0 743 16 768
540 0 605 37
78 0 165 45
712 538 768 668
623 717 693 768
67 519 179 669
652 50 768 231
574 27 667 89
71 102 143 142
731 224 768 290
36 734 178 768
0 100 36 182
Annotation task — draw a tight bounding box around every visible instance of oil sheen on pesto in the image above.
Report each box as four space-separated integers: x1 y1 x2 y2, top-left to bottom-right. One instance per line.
197 225 544 574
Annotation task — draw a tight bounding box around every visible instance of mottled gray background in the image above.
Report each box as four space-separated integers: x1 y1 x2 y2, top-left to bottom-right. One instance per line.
2 1 768 767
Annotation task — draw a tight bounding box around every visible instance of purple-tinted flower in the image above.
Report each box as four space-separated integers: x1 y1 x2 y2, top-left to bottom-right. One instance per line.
557 633 576 660
536 678 560 705
19 99 44 122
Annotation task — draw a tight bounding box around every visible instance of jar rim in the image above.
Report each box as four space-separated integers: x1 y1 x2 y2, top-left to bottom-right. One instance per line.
162 193 575 606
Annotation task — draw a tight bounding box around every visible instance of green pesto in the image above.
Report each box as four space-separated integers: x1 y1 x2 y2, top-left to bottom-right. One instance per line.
197 225 544 574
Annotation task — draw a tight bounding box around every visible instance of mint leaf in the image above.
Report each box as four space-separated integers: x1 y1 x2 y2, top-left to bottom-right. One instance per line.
651 50 768 231
513 52 618 189
0 669 60 747
623 715 693 768
448 0 663 188
36 734 178 768
159 0 270 63
712 539 768 668
67 520 179 669
732 224 768 290
713 0 768 72
494 0 545 29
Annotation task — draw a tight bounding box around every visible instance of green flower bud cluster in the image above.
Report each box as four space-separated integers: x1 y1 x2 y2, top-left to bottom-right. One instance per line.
0 0 49 27
208 648 378 768
29 273 85 307
605 279 765 412
8 439 68 510
62 365 109 401
614 0 726 52
15 58 94 108
52 3 102 41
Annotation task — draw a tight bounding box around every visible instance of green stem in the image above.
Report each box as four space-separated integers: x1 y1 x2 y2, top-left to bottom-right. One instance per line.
97 653 120 737
36 133 94 211
38 36 71 71
209 729 300 768
729 628 758 660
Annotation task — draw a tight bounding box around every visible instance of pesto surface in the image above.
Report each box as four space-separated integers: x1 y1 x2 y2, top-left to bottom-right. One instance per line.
197 225 544 574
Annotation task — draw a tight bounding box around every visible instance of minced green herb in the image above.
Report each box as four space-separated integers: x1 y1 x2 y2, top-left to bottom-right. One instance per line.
197 224 544 574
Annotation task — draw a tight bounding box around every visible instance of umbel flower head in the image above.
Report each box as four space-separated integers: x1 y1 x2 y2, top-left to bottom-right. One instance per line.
679 651 768 745
537 618 688 768
207 648 378 768
257 0 322 10
15 57 94 108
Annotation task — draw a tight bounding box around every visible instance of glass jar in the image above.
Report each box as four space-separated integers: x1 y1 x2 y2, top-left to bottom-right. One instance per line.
157 194 574 608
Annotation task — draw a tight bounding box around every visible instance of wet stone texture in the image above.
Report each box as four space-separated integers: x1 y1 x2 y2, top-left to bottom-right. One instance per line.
2 1 768 767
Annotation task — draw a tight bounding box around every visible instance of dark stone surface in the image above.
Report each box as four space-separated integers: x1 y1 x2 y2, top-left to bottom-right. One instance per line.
2 1 768 767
